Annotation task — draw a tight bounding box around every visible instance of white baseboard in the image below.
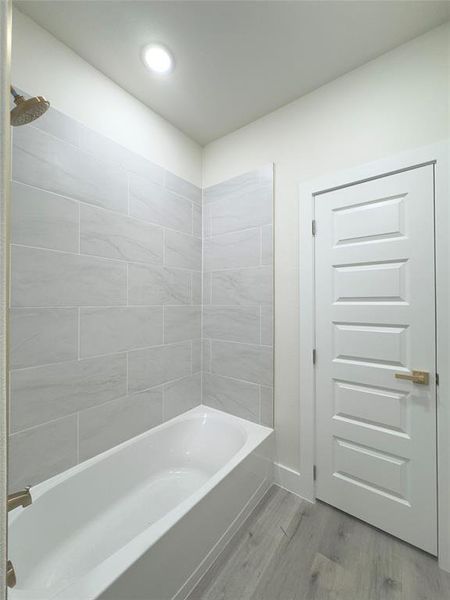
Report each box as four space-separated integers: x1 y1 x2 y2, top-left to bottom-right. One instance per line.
274 462 314 502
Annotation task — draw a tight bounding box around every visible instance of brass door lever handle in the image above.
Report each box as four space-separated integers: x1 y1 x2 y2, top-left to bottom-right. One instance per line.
8 487 32 512
395 370 429 385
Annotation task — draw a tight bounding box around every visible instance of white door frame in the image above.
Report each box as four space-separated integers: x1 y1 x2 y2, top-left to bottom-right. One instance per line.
298 141 450 570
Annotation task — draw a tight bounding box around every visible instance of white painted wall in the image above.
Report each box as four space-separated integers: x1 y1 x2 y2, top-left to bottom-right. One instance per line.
203 23 450 476
11 8 202 186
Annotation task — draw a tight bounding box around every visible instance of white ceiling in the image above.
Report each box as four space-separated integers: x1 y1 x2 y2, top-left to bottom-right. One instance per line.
14 1 450 145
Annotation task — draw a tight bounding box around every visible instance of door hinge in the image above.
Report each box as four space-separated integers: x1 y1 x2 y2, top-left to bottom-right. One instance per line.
313 349 316 365
312 219 316 236
436 373 440 386
313 465 317 481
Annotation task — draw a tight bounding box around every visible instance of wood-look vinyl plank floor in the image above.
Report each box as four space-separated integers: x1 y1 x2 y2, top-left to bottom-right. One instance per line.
187 486 450 600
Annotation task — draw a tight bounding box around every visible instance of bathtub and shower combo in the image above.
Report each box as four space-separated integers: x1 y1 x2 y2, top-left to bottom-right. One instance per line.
6 48 274 598
9 408 273 600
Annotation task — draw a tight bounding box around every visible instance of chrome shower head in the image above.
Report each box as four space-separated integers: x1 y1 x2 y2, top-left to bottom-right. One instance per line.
10 86 50 127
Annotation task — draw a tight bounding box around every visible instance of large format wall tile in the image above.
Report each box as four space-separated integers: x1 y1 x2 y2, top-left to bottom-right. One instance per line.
202 166 274 425
79 389 163 461
165 229 202 270
202 339 211 372
209 266 273 306
261 386 274 428
128 264 192 305
9 415 78 490
191 271 202 305
128 342 192 392
9 102 204 488
203 373 260 422
164 373 201 420
261 304 273 346
13 125 128 213
193 203 202 237
164 306 201 343
261 225 273 266
192 340 202 373
78 125 165 185
129 173 193 234
11 353 127 432
203 167 270 206
11 181 79 253
165 171 202 205
10 308 78 369
210 340 273 387
203 228 261 271
203 183 272 236
11 246 127 307
203 306 260 344
29 105 80 146
80 204 164 264
80 307 163 357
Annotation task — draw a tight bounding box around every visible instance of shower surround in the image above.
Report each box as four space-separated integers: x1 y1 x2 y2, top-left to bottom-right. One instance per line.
8 102 274 491
202 166 273 427
9 104 202 490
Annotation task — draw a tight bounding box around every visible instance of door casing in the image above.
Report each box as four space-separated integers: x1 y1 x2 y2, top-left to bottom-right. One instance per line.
298 141 450 570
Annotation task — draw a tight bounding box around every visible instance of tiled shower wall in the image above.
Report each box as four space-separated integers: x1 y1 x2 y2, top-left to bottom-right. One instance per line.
9 104 202 490
202 166 273 426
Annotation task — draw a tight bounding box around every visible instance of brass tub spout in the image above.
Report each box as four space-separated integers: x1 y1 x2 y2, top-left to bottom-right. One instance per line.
7 560 16 588
8 487 32 512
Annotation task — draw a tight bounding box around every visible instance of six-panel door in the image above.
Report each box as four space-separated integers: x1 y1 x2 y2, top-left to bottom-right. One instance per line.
314 165 437 554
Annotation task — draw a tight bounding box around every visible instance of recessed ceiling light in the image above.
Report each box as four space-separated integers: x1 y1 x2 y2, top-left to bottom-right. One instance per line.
142 44 174 74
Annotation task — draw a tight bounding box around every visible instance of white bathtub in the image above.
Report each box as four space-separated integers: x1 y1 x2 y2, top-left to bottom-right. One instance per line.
8 406 273 600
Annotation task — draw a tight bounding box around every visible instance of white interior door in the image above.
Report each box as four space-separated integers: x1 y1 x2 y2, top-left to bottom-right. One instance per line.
314 165 437 554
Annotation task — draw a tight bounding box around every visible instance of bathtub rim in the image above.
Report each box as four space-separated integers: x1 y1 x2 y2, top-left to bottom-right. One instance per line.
9 405 273 600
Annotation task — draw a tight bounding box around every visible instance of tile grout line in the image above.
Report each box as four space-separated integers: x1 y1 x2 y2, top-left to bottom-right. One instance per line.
76 412 80 464
162 228 166 266
162 305 165 345
11 143 274 482
161 382 166 423
205 367 270 389
77 200 81 255
10 339 197 373
10 304 200 311
259 304 262 345
10 411 80 440
259 225 263 267
10 369 196 439
200 189 204 406
259 385 262 425
77 307 81 360
126 351 129 395
12 240 268 275
127 172 130 217
13 122 200 205
11 242 201 271
9 329 269 374
203 223 271 240
11 179 202 240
